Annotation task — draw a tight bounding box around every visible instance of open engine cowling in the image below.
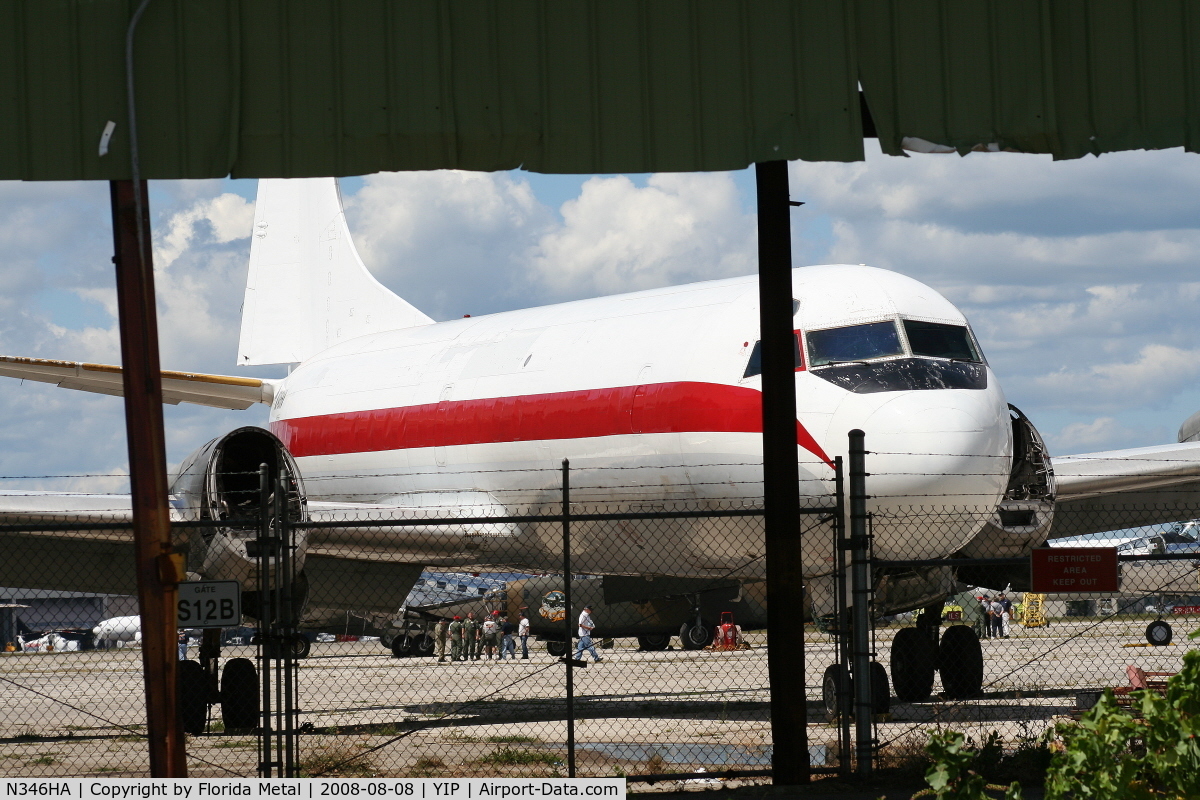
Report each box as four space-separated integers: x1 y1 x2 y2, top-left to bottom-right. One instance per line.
170 426 308 596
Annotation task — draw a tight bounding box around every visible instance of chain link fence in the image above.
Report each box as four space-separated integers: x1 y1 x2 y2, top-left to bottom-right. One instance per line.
2 460 1200 784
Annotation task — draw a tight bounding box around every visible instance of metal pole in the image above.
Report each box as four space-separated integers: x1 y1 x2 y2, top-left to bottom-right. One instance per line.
109 179 185 778
833 456 851 775
257 464 272 778
561 458 576 778
848 430 873 775
278 469 295 777
755 161 809 785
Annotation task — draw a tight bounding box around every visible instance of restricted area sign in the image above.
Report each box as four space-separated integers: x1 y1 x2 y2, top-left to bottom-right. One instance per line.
177 580 241 628
1030 548 1119 593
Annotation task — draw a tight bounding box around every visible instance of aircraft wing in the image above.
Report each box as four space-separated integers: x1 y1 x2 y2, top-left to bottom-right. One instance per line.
0 355 276 409
1050 441 1200 538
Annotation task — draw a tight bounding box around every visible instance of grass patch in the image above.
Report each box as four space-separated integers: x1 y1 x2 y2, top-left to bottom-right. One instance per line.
299 740 377 778
29 756 56 766
485 735 541 744
211 740 256 749
478 748 560 767
410 757 445 777
442 731 480 743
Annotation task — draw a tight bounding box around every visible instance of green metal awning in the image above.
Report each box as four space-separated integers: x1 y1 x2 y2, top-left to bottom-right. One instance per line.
2 0 1197 181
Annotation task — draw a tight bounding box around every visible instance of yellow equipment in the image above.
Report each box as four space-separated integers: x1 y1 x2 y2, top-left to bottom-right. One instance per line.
1022 593 1047 627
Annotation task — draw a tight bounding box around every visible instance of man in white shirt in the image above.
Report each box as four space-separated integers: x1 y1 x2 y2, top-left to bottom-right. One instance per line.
518 612 531 659
574 605 602 662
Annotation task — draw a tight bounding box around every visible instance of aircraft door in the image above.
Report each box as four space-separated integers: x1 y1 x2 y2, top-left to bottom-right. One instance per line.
435 384 453 467
631 365 653 434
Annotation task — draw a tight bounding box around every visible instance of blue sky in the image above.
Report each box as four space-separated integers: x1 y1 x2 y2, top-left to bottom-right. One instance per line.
2 145 1200 491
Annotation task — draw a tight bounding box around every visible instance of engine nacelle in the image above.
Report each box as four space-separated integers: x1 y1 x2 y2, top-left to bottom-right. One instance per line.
171 426 308 594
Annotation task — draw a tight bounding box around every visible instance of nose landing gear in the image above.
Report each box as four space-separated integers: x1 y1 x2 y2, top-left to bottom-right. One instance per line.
889 602 985 702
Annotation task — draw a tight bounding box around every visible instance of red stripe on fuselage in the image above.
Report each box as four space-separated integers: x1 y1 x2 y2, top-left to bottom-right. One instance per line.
272 381 834 466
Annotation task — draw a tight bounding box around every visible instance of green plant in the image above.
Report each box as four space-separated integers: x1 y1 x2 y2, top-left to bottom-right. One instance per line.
299 740 377 777
478 748 561 767
911 730 1022 800
485 735 541 744
1045 648 1200 799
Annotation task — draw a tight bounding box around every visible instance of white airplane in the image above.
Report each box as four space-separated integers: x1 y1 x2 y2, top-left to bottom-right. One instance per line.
92 614 142 647
1 177 1199 708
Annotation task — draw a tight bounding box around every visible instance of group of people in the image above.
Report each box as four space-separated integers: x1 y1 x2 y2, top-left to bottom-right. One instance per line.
980 593 1013 639
434 610 531 662
429 604 605 664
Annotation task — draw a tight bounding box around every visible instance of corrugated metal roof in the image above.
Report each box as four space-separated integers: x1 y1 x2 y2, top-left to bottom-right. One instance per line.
1 0 1197 181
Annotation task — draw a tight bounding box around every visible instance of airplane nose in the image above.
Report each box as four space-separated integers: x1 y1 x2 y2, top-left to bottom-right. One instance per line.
826 387 1011 559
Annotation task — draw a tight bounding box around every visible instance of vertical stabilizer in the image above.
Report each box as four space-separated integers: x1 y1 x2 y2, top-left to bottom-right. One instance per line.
237 178 433 366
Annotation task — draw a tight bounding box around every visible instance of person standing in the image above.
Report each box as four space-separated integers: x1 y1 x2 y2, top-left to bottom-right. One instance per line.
481 611 500 659
500 614 516 659
573 604 602 662
435 617 448 663
998 594 1012 638
177 631 188 660
977 596 992 639
448 616 464 662
518 612 530 659
989 597 1005 639
464 612 480 661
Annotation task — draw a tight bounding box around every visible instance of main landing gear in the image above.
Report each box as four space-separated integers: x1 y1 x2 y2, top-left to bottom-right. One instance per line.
889 602 984 702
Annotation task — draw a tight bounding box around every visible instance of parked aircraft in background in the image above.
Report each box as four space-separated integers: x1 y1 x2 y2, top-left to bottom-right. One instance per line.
2 177 1200 721
406 574 767 655
92 614 142 647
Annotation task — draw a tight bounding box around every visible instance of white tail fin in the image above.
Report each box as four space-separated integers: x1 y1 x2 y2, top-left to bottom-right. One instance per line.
237 178 433 366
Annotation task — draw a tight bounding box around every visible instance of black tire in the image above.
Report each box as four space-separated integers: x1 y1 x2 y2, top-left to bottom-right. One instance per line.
221 658 259 732
391 635 413 658
637 633 671 651
177 660 208 735
870 661 891 714
939 625 984 699
545 640 568 657
379 633 396 650
890 627 937 702
679 621 711 650
414 633 436 657
290 634 311 659
821 664 852 722
1147 620 1173 646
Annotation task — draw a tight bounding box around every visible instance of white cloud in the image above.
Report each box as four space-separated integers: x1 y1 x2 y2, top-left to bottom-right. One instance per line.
527 173 756 300
1048 417 1145 453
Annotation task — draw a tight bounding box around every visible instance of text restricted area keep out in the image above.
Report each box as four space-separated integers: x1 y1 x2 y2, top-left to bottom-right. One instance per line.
2 781 624 800
1030 547 1120 593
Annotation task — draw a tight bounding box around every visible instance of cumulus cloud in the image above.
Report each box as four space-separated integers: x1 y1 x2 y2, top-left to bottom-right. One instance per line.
1048 417 1147 453
527 172 756 301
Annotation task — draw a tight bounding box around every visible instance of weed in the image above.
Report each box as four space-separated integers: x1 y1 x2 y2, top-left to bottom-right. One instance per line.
211 740 256 749
29 756 56 766
410 757 445 777
646 753 666 774
485 735 541 744
443 731 480 743
299 740 377 778
478 748 561 767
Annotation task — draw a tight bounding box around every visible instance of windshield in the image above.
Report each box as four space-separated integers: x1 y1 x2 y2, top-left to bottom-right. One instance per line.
903 320 982 362
806 321 903 367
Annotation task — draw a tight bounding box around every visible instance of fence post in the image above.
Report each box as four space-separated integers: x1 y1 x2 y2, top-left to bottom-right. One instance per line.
832 456 852 775
257 463 273 777
848 430 873 775
561 459 576 778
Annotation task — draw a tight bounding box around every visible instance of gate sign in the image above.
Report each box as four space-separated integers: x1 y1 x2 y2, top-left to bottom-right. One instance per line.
1030 548 1119 593
177 580 241 628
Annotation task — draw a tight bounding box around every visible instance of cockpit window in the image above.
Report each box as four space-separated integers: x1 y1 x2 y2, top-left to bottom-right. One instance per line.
903 320 982 362
743 335 802 379
805 321 903 367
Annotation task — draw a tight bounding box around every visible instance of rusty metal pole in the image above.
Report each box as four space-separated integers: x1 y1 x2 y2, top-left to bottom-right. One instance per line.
756 161 809 785
109 178 186 777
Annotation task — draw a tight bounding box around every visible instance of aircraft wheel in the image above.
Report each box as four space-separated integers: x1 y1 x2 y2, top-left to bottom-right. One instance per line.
938 625 983 699
220 658 259 732
391 635 413 658
821 664 851 722
177 660 208 735
870 661 891 714
379 633 396 650
414 633 436 657
637 633 671 651
890 627 937 702
679 621 711 650
1147 620 1173 646
290 634 311 659
545 640 568 657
